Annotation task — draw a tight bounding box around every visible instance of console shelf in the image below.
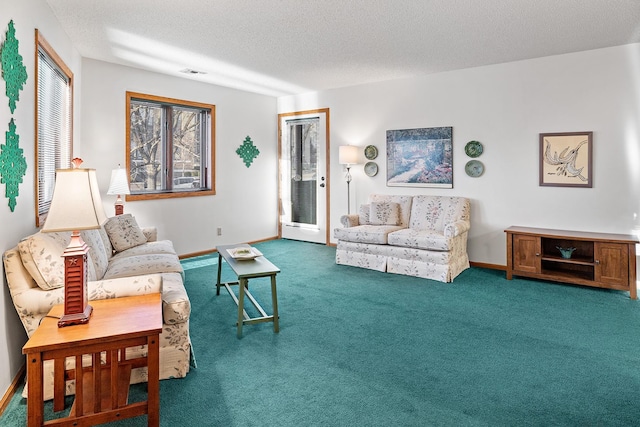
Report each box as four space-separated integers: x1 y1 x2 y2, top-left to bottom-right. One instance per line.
505 226 638 299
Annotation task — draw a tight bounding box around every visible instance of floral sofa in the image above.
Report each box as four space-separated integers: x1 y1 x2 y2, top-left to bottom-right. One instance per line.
3 214 192 400
334 194 471 282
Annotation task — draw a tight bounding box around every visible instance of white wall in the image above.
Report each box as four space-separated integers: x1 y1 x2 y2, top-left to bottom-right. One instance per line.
279 43 640 266
81 59 279 256
0 0 83 400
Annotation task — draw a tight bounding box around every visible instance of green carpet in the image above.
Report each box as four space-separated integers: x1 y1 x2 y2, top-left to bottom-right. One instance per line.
3 239 640 426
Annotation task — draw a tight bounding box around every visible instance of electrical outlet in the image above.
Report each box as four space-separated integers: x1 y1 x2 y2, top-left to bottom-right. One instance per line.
217 227 222 236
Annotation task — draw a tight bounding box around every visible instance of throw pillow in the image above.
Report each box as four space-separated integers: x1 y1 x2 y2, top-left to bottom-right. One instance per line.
369 201 400 225
104 214 147 252
358 204 370 225
18 231 70 290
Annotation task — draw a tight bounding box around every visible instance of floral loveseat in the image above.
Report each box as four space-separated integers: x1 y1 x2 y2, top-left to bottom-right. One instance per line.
3 214 192 400
334 194 471 282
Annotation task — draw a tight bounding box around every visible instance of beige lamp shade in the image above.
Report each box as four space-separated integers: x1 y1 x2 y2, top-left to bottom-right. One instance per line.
42 168 108 232
107 168 131 196
339 145 359 165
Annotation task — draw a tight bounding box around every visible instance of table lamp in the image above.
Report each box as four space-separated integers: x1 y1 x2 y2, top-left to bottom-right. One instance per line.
106 166 130 216
339 145 359 214
41 158 108 327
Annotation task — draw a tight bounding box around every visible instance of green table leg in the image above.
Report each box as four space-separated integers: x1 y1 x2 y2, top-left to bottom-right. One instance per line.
271 275 279 333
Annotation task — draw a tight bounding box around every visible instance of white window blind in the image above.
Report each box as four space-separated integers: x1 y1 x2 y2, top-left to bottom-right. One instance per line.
36 46 72 224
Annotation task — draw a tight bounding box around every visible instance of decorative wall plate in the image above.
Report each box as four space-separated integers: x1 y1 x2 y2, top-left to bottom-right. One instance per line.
364 145 378 160
364 161 378 177
464 140 483 158
465 160 484 177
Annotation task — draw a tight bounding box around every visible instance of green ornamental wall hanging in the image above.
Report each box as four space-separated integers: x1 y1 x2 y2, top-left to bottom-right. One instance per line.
1 20 28 114
236 136 260 167
0 119 27 211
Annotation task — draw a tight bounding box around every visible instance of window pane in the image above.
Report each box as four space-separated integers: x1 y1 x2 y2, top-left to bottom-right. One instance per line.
36 37 72 226
172 107 202 190
129 102 164 192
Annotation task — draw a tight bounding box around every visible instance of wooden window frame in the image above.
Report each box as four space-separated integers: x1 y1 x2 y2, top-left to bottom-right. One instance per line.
125 92 216 201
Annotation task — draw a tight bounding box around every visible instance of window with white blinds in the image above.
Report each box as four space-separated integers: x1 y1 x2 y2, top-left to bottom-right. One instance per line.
35 31 72 227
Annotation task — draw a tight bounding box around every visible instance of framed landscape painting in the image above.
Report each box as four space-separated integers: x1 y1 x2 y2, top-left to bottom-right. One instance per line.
539 131 592 188
386 127 453 188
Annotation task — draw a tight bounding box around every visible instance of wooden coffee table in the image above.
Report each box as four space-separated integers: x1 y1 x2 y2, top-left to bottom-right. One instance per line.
216 243 280 337
22 293 163 427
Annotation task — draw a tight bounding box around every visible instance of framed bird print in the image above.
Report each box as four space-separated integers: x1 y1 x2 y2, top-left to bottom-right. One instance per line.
539 131 592 188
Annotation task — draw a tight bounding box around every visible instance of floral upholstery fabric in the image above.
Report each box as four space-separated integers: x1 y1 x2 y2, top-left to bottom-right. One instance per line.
4 222 193 401
409 195 470 232
110 239 176 260
80 229 110 279
104 214 148 252
336 241 388 272
387 228 451 251
103 253 184 281
17 231 89 290
160 272 191 324
358 204 370 225
369 201 401 225
335 195 470 283
340 214 360 228
334 224 404 245
369 194 413 227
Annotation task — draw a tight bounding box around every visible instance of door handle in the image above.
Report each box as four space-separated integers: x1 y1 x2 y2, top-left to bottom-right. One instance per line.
319 183 325 187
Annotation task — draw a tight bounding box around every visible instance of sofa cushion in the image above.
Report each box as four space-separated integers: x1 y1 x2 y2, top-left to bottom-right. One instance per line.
358 204 370 225
104 214 148 252
80 229 110 280
409 196 470 232
110 240 177 260
98 226 114 255
334 224 404 245
388 228 451 251
103 253 184 280
18 231 97 290
369 194 413 227
370 201 400 225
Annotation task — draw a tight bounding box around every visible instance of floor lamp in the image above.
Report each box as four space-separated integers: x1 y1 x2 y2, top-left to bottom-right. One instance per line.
41 158 108 327
339 146 359 214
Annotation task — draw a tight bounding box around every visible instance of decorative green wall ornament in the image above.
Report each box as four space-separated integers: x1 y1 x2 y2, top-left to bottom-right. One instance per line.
1 20 28 114
236 136 260 167
0 119 27 211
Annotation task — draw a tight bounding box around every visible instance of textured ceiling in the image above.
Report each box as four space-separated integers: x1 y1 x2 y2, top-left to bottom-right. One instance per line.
45 0 640 97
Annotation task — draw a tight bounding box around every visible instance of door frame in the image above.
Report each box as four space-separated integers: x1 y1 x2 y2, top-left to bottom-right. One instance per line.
277 108 330 244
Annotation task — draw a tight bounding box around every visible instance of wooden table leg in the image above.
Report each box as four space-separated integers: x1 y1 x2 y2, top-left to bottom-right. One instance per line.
147 334 160 427
27 352 44 427
271 275 279 333
53 358 65 412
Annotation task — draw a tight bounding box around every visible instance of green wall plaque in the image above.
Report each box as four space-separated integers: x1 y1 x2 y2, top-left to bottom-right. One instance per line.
1 20 28 114
236 136 260 168
0 119 27 211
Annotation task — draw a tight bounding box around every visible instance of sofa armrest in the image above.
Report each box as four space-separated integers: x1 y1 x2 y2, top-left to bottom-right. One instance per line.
142 227 157 242
88 274 163 300
444 220 471 238
340 214 360 228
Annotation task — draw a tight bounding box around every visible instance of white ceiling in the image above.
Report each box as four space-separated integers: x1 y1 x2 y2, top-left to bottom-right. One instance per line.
45 0 640 97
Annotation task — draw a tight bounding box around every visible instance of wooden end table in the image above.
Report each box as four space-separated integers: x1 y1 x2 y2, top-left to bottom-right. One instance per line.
216 243 280 337
22 293 163 427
